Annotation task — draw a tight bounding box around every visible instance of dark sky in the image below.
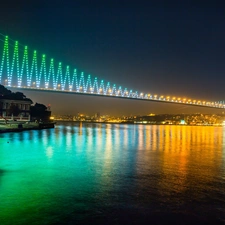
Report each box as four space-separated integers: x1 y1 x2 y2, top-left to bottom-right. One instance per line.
0 0 225 116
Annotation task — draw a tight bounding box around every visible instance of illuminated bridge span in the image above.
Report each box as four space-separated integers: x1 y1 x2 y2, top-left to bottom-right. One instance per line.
0 34 224 109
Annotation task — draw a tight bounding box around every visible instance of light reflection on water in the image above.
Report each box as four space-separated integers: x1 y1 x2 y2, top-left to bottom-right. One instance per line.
0 123 225 224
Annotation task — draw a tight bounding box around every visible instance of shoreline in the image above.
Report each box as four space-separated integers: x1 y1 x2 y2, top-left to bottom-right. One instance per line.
0 121 222 133
55 120 223 127
0 122 55 133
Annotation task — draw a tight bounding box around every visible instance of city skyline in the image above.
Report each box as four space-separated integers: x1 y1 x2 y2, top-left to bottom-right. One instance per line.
0 1 225 115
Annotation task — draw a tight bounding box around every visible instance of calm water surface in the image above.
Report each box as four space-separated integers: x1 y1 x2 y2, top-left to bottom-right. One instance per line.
0 122 225 224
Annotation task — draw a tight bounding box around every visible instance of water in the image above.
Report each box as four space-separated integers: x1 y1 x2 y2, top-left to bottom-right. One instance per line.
0 122 225 224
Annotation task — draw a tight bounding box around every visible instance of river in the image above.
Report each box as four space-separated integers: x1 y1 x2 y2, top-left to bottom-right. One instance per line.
0 122 225 224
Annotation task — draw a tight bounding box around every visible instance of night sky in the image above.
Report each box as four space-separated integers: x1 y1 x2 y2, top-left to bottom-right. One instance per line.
0 1 225 116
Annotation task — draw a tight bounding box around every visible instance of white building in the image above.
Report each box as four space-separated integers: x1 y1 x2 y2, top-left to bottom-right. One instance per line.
0 98 32 119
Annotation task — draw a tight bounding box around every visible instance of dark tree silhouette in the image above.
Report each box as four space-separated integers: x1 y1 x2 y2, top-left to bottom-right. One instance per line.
0 85 33 103
30 103 50 121
0 84 11 96
33 103 47 111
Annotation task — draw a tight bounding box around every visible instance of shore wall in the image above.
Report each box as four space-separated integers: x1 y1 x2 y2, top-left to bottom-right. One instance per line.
0 122 55 133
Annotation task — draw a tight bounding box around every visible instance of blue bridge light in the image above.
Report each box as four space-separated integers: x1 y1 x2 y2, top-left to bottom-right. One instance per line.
0 34 224 109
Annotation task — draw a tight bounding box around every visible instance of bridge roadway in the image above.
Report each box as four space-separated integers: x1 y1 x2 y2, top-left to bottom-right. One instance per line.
1 34 224 110
9 85 225 110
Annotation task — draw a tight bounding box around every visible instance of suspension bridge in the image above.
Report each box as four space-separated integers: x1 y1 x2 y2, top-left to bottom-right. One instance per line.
0 34 224 109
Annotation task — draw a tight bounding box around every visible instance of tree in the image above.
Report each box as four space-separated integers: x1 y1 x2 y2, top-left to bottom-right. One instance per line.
15 92 26 99
0 84 11 96
30 103 48 120
0 85 33 103
8 92 26 100
34 103 47 111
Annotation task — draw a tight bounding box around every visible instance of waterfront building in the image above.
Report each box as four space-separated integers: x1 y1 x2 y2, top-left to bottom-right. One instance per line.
0 97 32 119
